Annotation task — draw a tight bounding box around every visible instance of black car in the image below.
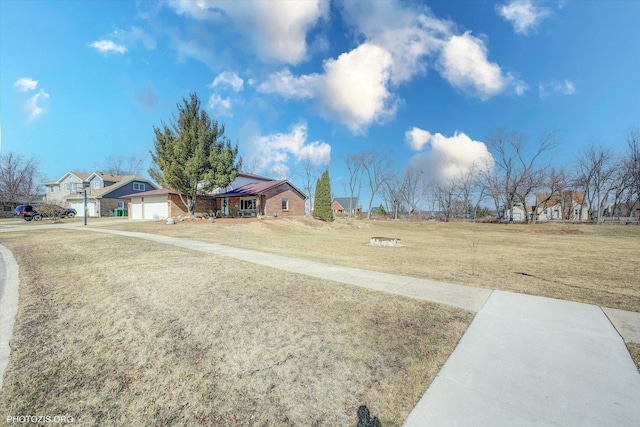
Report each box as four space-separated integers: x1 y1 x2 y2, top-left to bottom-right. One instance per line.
15 205 76 221
15 205 42 221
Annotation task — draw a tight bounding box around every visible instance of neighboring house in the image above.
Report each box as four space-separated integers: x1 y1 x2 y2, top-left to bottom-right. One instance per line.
502 205 532 222
331 197 361 215
121 171 307 220
44 172 92 205
44 171 157 217
535 191 588 221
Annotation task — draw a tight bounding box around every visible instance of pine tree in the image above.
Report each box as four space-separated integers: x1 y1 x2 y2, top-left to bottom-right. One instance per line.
149 93 239 217
314 169 333 221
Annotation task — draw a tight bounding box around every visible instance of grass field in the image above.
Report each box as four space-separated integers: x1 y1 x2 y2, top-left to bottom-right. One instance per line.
0 230 472 426
104 217 640 313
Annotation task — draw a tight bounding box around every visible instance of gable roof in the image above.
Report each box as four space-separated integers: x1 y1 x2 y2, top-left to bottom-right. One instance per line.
536 191 585 207
86 172 126 182
119 188 180 199
65 175 158 200
237 171 274 182
332 197 359 209
45 171 92 185
214 180 307 199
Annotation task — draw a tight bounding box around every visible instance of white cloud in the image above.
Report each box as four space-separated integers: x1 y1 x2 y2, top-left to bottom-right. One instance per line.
406 127 432 151
168 0 328 64
249 122 331 174
259 43 396 134
407 129 494 181
25 89 49 122
90 40 128 54
438 32 527 99
317 43 396 133
539 80 576 99
14 78 38 92
210 71 244 92
497 0 552 35
257 69 317 99
338 1 450 85
207 94 232 117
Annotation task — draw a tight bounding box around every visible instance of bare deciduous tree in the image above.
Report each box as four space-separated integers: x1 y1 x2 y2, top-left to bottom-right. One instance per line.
342 153 364 218
0 152 42 204
96 155 144 176
360 148 394 219
294 159 322 214
487 128 559 223
574 144 616 222
532 168 568 222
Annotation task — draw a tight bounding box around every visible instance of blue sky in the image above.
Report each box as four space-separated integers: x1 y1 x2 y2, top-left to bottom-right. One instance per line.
1 0 639 205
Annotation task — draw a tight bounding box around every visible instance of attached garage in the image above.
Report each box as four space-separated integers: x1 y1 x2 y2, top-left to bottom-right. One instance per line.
121 188 215 220
141 196 169 220
69 201 96 217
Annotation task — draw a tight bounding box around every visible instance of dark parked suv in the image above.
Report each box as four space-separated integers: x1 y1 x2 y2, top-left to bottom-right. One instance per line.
14 205 76 221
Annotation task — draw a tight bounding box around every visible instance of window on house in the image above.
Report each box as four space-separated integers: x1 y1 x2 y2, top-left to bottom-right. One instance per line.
282 198 289 211
93 180 100 189
71 183 77 192
64 183 70 191
49 186 54 193
118 201 125 209
133 183 145 191
240 198 255 210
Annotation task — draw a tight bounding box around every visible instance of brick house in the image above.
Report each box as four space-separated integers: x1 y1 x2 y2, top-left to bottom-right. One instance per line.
121 172 307 220
212 180 306 218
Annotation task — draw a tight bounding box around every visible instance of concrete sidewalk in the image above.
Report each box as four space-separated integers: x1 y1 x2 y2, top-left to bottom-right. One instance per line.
2 223 640 425
404 291 640 426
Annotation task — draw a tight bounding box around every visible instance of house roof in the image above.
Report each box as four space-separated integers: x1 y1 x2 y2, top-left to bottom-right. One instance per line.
536 191 585 206
44 171 92 185
119 188 180 199
332 197 359 209
237 171 274 182
65 175 158 200
86 171 126 182
214 180 307 199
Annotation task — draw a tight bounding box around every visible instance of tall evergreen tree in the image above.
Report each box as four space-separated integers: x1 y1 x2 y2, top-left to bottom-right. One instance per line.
314 169 333 221
149 93 239 217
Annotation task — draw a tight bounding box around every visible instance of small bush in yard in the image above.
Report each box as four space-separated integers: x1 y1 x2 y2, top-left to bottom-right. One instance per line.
357 405 381 427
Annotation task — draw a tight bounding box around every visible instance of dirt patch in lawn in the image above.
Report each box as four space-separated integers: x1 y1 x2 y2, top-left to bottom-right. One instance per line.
0 230 472 426
104 219 640 313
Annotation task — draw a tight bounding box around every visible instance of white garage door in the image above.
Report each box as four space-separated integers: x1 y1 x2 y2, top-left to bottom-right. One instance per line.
70 202 96 217
130 199 143 220
143 196 169 220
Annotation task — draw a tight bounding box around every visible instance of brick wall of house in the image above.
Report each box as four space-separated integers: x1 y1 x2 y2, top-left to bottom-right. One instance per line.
263 184 306 217
168 194 215 218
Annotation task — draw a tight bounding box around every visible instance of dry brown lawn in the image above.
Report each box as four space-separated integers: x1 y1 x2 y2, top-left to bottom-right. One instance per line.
0 230 471 426
629 343 640 373
105 217 640 313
